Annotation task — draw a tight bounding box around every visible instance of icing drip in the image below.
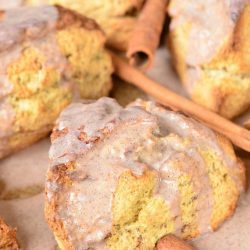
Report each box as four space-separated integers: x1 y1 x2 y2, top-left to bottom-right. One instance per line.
47 97 244 249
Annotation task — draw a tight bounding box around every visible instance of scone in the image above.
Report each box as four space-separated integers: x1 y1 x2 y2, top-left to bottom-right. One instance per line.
0 0 22 9
26 0 145 51
168 0 250 118
0 5 113 159
0 218 19 249
45 97 245 250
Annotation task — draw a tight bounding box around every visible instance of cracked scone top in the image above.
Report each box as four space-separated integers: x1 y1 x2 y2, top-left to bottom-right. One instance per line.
168 0 250 118
0 5 113 159
45 97 245 250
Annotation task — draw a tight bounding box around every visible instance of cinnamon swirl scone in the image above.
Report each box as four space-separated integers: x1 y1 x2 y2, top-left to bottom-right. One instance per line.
168 0 250 118
0 218 19 250
27 0 145 51
0 5 113 159
45 97 245 250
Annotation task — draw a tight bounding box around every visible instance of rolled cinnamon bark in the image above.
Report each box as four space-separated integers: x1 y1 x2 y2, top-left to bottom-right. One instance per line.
156 235 195 250
127 0 168 70
110 51 250 152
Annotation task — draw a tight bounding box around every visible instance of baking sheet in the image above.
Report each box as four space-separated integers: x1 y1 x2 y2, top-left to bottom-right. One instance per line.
0 48 249 250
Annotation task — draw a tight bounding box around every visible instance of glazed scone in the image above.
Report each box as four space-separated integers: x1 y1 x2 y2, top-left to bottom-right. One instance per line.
27 0 145 51
168 0 250 118
45 97 245 250
0 0 22 9
0 218 19 249
0 5 113 159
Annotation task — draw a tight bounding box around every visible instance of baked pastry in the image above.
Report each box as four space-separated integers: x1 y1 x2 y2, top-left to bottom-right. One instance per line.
26 0 145 51
0 218 19 250
0 0 22 9
45 97 245 250
168 0 250 118
0 5 113 159
156 235 195 250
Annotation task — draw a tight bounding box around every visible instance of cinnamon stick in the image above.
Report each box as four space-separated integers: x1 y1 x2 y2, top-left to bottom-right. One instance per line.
127 0 167 70
110 52 250 152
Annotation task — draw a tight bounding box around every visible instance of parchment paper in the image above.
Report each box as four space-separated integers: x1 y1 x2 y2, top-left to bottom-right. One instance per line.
0 48 249 250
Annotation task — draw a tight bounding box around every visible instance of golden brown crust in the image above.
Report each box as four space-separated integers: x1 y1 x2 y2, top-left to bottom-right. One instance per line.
50 126 69 142
156 235 195 250
0 218 19 250
210 198 236 231
0 5 104 53
168 3 250 118
216 133 246 191
45 162 75 250
221 4 250 72
55 5 103 33
236 158 247 191
0 126 51 160
208 133 246 230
